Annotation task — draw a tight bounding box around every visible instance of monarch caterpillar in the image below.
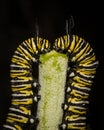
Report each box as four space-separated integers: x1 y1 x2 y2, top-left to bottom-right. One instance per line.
3 34 98 130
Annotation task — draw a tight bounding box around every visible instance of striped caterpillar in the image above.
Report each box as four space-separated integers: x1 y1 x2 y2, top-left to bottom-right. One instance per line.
3 35 98 130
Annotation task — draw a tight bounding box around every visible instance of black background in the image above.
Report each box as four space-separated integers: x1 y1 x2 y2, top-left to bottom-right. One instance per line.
0 0 103 130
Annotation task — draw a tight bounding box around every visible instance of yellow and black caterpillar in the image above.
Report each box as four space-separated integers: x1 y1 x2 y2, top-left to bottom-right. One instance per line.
3 35 98 130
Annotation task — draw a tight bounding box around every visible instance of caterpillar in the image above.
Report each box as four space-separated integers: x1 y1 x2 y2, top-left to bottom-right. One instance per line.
2 35 98 130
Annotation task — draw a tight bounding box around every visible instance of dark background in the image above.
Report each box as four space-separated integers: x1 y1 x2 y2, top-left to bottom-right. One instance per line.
0 0 103 130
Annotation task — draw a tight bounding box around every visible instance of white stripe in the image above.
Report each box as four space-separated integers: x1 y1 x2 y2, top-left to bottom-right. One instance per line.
11 70 28 72
11 84 31 87
76 76 92 83
73 106 87 109
11 79 30 82
20 46 31 57
73 89 89 96
3 125 16 130
12 93 31 96
13 54 28 61
80 61 99 67
78 72 94 78
12 98 31 101
69 122 86 125
22 42 36 62
9 107 27 114
8 113 28 120
71 100 89 104
69 117 86 121
78 49 93 62
11 64 24 68
74 84 91 91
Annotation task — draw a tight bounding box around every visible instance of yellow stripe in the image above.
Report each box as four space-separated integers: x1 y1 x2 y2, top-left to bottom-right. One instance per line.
31 38 37 53
45 39 49 48
19 106 31 115
77 68 96 74
12 99 32 105
64 35 69 48
73 43 89 61
80 55 96 65
8 115 28 123
65 114 79 120
12 85 31 91
14 125 22 130
71 90 88 98
25 39 34 54
73 37 83 52
19 46 33 61
57 38 61 48
73 76 91 86
69 36 75 52
60 37 65 49
68 124 86 130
